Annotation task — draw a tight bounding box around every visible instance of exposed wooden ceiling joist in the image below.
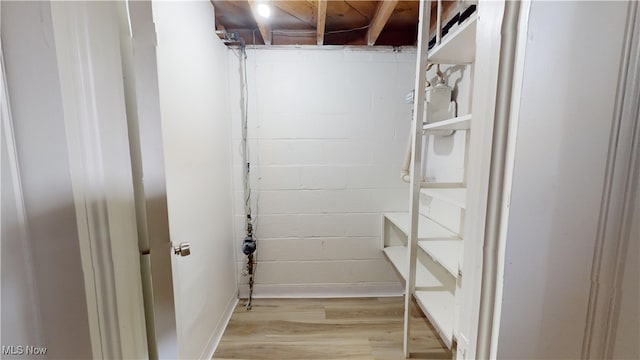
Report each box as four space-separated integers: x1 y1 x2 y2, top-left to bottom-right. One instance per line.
317 0 328 45
248 0 272 45
213 0 470 47
366 0 399 46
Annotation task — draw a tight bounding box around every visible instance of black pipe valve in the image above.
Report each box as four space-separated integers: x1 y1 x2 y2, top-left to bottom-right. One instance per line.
242 234 256 255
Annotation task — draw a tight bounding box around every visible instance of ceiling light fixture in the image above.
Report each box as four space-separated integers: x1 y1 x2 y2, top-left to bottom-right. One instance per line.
257 3 270 18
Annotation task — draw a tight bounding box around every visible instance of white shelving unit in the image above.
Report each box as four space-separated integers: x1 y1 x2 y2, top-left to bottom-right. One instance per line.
384 212 458 240
420 188 467 209
423 114 472 132
381 1 478 357
382 201 465 350
383 246 443 288
415 290 455 348
418 239 463 277
428 13 478 64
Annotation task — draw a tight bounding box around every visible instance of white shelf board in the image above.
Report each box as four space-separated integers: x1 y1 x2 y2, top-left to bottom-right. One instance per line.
420 181 465 189
420 188 467 209
384 212 458 240
383 246 443 288
418 240 463 278
428 13 477 64
415 290 455 349
423 114 472 132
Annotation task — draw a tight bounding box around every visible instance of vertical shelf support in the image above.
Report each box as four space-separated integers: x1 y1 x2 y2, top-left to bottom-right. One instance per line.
403 0 431 357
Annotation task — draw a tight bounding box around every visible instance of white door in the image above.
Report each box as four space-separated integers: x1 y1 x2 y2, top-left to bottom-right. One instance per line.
125 1 239 358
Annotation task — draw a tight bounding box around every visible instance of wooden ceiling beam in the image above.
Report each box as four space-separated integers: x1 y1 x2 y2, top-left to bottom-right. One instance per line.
317 0 327 45
248 0 272 45
366 0 399 46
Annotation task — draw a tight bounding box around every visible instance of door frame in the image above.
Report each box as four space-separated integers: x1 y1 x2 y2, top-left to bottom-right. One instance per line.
49 2 148 358
582 2 640 358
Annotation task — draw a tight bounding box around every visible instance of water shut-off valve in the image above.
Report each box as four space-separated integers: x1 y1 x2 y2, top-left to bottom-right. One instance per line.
242 220 256 256
242 234 256 255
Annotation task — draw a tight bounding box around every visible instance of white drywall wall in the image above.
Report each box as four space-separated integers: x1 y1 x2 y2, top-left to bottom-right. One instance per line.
496 1 629 358
1 1 92 357
228 48 424 294
152 1 237 358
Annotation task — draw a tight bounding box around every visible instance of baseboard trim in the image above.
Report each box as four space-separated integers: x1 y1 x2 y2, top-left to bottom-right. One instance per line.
237 282 404 299
200 291 238 360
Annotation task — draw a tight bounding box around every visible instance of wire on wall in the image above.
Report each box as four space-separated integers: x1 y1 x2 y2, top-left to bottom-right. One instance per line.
224 31 258 310
239 43 258 310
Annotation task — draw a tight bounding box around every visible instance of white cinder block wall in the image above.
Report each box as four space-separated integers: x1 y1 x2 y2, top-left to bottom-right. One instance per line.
227 49 473 296
227 48 419 295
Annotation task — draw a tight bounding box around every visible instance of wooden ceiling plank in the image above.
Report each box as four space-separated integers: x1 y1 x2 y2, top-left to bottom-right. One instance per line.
212 0 257 30
326 0 369 29
272 1 317 28
366 0 400 46
272 32 316 46
248 0 272 45
317 0 327 45
343 0 373 19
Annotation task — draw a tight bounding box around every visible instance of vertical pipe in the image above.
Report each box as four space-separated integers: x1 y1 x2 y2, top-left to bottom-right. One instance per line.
401 126 412 182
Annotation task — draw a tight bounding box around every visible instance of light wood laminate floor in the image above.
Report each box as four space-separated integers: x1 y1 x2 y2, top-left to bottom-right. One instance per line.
214 297 451 359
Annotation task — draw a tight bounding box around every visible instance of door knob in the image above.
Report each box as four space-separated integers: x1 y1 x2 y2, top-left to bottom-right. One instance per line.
173 242 191 257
